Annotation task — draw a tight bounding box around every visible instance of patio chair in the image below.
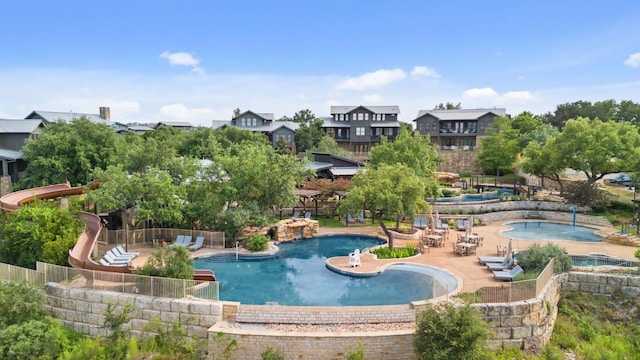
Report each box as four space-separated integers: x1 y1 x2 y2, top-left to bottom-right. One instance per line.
116 245 140 257
106 249 136 261
477 255 507 265
171 235 185 247
291 210 300 219
493 265 524 281
437 219 449 229
413 218 422 228
189 236 205 251
486 258 515 271
456 219 468 231
421 217 429 228
304 211 312 219
99 258 128 267
182 235 193 247
496 243 506 256
357 212 366 223
346 213 356 224
102 253 130 265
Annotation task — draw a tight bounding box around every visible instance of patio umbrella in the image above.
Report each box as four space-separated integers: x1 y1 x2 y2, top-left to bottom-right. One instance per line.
506 238 513 260
466 215 473 236
429 206 435 231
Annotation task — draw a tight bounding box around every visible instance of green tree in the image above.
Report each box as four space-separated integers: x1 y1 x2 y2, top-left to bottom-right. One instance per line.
434 102 462 110
137 245 194 279
305 135 349 159
18 117 123 188
476 116 519 177
0 282 47 327
414 303 491 360
0 202 84 268
292 109 316 123
338 164 427 248
520 140 566 194
295 118 325 152
368 127 441 196
550 117 640 183
516 243 572 273
232 107 241 118
0 317 77 360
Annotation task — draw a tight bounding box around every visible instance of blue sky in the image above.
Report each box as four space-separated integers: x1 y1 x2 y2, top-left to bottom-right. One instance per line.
1 1 639 126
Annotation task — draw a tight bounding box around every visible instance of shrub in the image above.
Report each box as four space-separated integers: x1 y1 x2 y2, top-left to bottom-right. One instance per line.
564 181 610 208
261 346 284 360
346 343 366 360
516 243 572 273
440 189 459 198
247 234 270 252
137 245 195 280
414 303 491 360
372 244 417 259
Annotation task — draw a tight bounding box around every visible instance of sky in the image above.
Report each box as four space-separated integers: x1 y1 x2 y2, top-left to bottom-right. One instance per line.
1 1 640 126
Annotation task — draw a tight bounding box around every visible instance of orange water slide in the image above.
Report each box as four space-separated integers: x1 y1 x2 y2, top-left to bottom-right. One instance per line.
0 183 215 280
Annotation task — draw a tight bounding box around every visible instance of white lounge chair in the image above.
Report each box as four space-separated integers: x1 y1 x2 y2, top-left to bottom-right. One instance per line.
171 235 185 247
486 258 515 271
477 256 506 265
99 258 128 267
493 265 524 281
116 245 140 257
106 249 136 261
182 235 193 247
346 214 356 224
304 211 312 219
189 236 205 251
102 253 130 265
291 211 300 219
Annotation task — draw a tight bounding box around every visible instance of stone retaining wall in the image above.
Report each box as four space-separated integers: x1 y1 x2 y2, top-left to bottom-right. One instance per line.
235 304 416 324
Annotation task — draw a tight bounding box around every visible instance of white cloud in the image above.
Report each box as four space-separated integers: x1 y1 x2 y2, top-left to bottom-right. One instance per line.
410 66 440 79
463 87 498 98
160 51 203 73
362 94 383 103
157 104 215 121
624 52 640 68
337 68 406 91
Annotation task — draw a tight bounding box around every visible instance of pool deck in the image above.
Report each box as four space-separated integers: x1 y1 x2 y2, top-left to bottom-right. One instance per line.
121 219 635 286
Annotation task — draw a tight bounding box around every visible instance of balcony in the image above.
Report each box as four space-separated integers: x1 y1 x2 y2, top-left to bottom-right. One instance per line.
440 145 476 151
439 129 477 134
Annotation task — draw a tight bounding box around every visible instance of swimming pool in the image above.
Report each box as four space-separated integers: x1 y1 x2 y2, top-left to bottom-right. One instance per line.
571 254 638 267
194 235 458 306
503 221 602 242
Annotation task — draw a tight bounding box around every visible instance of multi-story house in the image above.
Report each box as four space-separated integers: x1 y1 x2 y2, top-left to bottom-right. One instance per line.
321 105 400 154
0 118 44 185
229 110 299 149
412 108 506 151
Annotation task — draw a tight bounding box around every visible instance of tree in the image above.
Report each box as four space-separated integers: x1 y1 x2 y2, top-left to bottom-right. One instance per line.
18 117 123 188
414 303 491 360
338 164 428 248
519 140 566 194
295 118 325 152
368 127 441 196
541 99 640 129
0 202 84 268
549 117 640 183
275 136 292 155
292 109 316 123
434 102 462 110
476 116 519 177
232 108 241 118
0 282 46 328
137 245 194 279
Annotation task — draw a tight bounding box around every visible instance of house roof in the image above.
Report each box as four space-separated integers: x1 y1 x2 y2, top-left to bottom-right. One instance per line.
126 125 154 132
0 148 24 160
329 167 361 177
271 121 300 132
414 108 506 121
330 105 400 115
156 121 194 128
25 110 108 124
211 120 231 129
0 119 43 133
305 161 333 171
233 111 275 121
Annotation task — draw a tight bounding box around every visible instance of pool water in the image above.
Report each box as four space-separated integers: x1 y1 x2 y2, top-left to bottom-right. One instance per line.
571 254 638 267
194 235 458 306
504 221 602 242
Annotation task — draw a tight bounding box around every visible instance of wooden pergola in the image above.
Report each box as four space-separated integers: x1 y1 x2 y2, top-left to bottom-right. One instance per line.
290 189 322 219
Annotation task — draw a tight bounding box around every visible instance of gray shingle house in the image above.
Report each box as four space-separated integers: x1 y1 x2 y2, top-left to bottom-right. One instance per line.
228 111 300 149
0 118 44 184
25 106 112 125
413 108 506 150
321 105 400 154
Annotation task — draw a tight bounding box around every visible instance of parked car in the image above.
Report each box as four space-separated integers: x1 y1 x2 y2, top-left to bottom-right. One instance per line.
608 173 632 186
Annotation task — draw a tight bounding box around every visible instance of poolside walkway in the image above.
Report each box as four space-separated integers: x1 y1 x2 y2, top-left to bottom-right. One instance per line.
119 219 635 286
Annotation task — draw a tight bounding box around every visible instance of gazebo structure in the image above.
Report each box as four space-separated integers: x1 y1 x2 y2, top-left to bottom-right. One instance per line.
291 189 322 219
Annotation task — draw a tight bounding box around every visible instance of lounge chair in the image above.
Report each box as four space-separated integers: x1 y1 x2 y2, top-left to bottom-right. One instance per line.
477 255 507 265
456 219 468 231
171 235 185 247
348 249 361 267
98 258 128 267
437 219 449 229
102 253 130 265
182 235 193 247
493 265 524 281
116 245 140 257
486 258 515 271
189 236 205 251
346 213 356 224
106 249 136 260
413 218 422 228
357 212 366 223
421 218 429 228
291 211 300 219
304 211 311 219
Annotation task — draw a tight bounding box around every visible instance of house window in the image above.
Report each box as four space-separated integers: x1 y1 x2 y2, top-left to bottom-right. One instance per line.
240 118 246 126
382 114 386 121
375 128 383 135
358 113 364 121
252 118 256 126
356 127 365 136
364 113 369 121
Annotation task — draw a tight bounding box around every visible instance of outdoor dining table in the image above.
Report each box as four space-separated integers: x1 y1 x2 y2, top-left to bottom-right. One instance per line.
455 242 477 256
425 234 444 247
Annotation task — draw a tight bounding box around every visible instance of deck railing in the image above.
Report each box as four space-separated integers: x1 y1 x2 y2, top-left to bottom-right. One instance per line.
97 228 226 249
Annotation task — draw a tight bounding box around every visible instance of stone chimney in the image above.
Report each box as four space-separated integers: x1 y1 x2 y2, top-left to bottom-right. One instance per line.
99 106 110 121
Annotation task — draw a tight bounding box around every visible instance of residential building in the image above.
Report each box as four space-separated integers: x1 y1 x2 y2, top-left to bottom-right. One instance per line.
0 118 44 185
413 108 506 150
25 106 112 125
321 105 400 154
227 110 300 149
306 152 365 180
155 121 194 131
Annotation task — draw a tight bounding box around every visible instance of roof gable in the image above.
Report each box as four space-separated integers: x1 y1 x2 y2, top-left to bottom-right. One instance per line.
414 108 506 121
25 110 108 124
0 119 44 133
233 110 274 121
330 105 400 115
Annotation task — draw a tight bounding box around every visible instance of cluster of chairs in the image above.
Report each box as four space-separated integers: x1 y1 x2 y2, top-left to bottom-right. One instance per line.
455 232 484 247
477 254 523 281
171 235 205 251
291 211 312 219
98 245 141 267
346 212 366 224
413 216 428 229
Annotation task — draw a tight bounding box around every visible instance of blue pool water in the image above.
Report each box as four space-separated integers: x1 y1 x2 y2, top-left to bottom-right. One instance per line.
504 221 602 242
194 235 458 306
571 254 638 267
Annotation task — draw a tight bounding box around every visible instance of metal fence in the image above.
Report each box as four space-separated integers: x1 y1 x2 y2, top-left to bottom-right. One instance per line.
450 259 557 304
98 228 226 248
0 262 219 300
